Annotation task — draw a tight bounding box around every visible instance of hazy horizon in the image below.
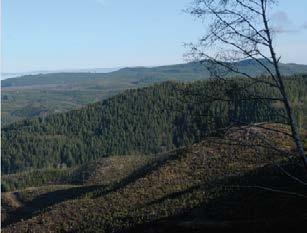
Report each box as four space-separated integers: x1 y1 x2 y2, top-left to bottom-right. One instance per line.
2 58 307 81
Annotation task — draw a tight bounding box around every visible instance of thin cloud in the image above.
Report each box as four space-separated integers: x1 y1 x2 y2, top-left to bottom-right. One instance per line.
271 11 298 33
301 22 307 30
272 11 291 24
95 0 107 6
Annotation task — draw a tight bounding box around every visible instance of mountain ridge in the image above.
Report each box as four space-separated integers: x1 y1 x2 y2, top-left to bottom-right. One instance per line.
3 59 307 88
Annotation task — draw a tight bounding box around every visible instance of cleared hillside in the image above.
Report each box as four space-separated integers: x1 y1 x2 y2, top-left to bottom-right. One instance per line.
1 155 156 192
2 124 307 232
1 155 156 225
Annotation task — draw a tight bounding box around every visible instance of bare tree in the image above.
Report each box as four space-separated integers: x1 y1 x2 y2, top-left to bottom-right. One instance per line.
186 0 307 168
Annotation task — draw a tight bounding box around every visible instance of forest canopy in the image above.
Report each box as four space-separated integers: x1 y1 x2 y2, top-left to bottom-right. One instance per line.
2 75 307 174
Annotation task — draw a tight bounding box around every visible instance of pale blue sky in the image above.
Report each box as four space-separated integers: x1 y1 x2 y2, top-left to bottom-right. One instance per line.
2 0 307 73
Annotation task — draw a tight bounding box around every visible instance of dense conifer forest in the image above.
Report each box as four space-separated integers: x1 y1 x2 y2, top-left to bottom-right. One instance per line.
2 60 307 126
2 75 306 174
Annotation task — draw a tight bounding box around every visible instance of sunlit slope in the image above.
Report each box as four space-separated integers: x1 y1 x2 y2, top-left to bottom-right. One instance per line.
1 155 155 225
3 124 306 232
1 155 155 192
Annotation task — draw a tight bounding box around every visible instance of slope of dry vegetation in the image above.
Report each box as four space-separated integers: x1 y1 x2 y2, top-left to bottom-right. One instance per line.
2 124 306 232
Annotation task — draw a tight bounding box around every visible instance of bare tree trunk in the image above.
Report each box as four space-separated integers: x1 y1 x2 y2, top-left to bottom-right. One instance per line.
188 0 307 169
261 0 307 168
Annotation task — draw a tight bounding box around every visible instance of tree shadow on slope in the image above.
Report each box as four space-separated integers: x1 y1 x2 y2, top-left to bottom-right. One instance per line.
1 184 108 227
88 150 184 198
2 150 183 228
123 162 307 233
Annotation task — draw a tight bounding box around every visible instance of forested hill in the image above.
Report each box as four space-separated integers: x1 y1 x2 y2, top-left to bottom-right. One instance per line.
3 59 307 88
2 76 307 174
2 60 307 126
